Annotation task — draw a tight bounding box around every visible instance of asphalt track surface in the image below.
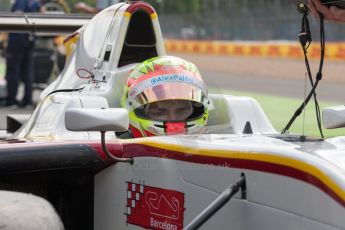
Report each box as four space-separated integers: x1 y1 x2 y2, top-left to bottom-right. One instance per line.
175 53 345 103
0 54 344 131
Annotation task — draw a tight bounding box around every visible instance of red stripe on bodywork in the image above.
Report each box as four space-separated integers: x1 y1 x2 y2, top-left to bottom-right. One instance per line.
89 142 345 208
63 32 79 44
125 2 155 14
88 141 123 161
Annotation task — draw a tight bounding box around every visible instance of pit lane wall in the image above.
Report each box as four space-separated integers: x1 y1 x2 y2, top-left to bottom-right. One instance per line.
165 39 345 60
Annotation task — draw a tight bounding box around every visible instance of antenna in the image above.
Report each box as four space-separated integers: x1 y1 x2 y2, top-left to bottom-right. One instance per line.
302 72 307 137
297 2 309 14
282 2 325 138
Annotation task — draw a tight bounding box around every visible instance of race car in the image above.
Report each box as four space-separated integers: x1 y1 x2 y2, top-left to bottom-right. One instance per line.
1 1 345 230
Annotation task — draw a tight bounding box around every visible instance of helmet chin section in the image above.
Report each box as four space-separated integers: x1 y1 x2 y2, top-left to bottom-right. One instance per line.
165 122 186 135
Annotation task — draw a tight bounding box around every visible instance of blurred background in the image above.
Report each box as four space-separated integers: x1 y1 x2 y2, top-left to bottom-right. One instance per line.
150 0 345 41
0 0 344 136
1 0 345 40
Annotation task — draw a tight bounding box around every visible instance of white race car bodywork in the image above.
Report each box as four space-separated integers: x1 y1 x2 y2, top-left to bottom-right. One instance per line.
40 2 165 107
94 135 345 230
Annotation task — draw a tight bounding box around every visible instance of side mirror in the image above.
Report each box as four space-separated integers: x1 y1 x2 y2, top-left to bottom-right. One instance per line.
322 105 345 129
65 108 129 132
65 108 133 163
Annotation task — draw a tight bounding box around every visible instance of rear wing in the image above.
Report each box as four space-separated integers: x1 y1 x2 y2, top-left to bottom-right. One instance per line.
0 12 92 35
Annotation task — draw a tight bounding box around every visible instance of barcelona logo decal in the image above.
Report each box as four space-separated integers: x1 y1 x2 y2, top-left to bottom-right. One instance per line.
126 181 185 230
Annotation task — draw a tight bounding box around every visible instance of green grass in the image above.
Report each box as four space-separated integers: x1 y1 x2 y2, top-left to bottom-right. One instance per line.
210 88 345 138
0 62 5 78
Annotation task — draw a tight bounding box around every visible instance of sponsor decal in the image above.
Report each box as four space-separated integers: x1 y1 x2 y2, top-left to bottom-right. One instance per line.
129 87 137 97
128 73 206 99
150 74 193 85
126 182 185 230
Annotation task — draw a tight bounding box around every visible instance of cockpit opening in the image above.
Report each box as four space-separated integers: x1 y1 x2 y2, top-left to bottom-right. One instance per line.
118 10 157 67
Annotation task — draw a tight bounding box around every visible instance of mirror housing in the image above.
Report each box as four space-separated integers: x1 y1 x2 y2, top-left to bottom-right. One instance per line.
65 108 129 132
322 105 345 129
65 108 133 163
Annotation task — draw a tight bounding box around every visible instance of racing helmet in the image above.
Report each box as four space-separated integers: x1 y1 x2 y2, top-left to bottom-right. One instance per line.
122 56 209 137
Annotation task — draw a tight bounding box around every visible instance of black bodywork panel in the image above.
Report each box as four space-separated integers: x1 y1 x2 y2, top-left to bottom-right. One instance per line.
0 143 105 230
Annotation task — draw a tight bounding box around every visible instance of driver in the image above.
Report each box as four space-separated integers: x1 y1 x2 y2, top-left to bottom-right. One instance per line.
121 56 209 138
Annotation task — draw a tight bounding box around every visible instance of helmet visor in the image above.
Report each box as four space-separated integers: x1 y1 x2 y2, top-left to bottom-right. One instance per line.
137 99 197 122
131 82 207 108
